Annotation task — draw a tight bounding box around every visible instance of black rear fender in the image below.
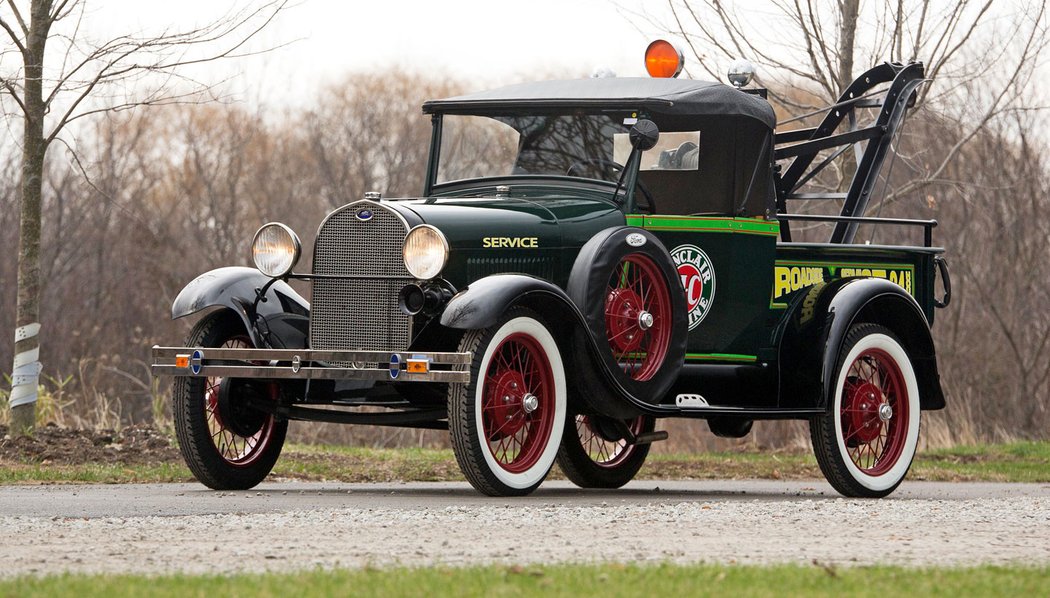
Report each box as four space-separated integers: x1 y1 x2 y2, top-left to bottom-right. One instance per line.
777 277 945 411
172 266 310 350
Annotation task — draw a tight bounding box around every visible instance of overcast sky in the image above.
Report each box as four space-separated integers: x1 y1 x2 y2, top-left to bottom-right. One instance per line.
79 0 677 106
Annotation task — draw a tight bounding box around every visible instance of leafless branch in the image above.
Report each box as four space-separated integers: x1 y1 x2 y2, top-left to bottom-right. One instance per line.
891 1 1047 198
926 1 994 85
0 14 26 54
4 0 28 36
41 0 289 145
0 76 27 113
49 0 73 21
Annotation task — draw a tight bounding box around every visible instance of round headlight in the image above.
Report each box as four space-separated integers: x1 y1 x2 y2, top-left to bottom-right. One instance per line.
403 225 449 280
252 223 301 278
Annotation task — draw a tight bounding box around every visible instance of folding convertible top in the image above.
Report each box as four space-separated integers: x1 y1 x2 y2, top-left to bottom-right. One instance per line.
423 77 776 130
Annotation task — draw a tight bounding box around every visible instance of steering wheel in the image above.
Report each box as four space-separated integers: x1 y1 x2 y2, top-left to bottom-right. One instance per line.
565 159 657 213
566 158 623 179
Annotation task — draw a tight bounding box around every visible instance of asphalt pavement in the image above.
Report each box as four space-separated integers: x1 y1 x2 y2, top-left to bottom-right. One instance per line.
1 479 1047 518
2 480 1048 576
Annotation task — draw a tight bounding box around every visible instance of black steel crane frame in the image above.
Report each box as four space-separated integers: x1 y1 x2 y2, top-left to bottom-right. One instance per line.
773 62 928 244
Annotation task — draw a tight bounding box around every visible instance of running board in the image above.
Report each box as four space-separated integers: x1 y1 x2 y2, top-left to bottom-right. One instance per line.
653 400 825 419
674 407 824 419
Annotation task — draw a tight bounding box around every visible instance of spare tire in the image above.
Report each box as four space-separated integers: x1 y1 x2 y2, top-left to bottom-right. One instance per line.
567 227 687 405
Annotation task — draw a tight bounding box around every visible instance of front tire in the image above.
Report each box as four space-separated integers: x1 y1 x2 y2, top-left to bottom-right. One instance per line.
448 308 567 497
173 310 287 490
810 324 920 498
557 414 654 488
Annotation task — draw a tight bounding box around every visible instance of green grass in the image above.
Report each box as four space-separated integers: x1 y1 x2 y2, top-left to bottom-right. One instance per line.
271 445 465 483
0 461 192 484
2 441 1048 485
2 563 1047 597
645 440 1050 483
911 441 1050 483
644 449 821 480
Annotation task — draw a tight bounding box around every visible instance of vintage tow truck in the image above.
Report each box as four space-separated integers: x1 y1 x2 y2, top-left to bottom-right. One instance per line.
152 41 951 498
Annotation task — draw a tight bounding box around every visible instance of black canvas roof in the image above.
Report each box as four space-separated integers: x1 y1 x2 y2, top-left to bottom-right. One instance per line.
422 77 776 129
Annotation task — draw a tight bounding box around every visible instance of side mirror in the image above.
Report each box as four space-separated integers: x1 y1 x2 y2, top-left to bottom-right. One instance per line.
629 119 660 151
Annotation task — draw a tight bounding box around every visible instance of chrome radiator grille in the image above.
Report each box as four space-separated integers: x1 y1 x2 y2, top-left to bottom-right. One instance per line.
310 201 412 356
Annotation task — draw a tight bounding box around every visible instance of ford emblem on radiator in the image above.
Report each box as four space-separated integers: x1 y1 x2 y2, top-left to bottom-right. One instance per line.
356 208 373 221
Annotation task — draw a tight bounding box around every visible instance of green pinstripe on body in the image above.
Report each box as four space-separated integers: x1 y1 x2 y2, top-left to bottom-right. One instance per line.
774 259 916 277
626 215 779 236
684 353 758 363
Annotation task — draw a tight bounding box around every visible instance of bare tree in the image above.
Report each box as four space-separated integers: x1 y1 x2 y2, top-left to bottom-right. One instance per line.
0 0 287 435
301 74 464 208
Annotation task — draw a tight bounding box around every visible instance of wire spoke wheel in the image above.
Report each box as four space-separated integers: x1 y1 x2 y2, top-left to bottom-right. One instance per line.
481 333 555 473
557 413 654 488
840 349 909 475
568 228 687 406
202 337 278 467
604 254 673 381
810 323 920 498
575 415 645 468
449 308 566 497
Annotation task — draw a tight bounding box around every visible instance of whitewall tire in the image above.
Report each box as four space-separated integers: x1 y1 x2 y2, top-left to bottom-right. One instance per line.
810 323 920 498
448 308 567 496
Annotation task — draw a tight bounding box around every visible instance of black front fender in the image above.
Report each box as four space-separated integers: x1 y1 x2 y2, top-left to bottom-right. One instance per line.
439 274 575 330
777 277 945 411
172 266 310 349
438 272 658 420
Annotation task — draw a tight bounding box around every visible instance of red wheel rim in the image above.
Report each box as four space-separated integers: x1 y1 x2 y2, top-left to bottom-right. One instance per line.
575 415 646 468
203 336 277 467
481 332 556 473
604 254 672 381
839 348 910 476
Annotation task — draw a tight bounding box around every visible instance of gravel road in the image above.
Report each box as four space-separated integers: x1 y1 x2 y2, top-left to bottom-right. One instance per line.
2 480 1048 577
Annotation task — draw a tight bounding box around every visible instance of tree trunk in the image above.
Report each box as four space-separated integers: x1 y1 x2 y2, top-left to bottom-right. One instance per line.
836 0 861 93
834 0 861 196
9 0 52 437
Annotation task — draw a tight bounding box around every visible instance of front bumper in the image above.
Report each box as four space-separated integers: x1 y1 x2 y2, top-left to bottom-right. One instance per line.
150 346 471 383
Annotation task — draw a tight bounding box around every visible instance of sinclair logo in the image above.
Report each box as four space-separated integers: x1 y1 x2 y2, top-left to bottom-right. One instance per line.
671 244 716 329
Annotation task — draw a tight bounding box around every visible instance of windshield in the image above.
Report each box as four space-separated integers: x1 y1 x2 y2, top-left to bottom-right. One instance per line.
435 113 631 185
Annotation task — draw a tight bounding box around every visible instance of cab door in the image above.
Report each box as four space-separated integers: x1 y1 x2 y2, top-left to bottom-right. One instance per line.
629 214 779 365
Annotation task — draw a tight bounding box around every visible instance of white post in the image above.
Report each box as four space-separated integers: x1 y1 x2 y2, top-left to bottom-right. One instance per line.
10 323 42 410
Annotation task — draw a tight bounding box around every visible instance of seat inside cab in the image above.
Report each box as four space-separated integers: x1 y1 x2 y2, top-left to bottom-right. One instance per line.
630 118 774 218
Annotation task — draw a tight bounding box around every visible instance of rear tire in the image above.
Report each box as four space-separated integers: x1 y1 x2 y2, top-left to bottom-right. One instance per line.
448 308 567 496
173 311 287 490
557 414 654 488
810 324 920 498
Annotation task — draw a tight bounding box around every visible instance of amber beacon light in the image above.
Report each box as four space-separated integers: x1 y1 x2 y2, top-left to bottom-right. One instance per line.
645 39 684 78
